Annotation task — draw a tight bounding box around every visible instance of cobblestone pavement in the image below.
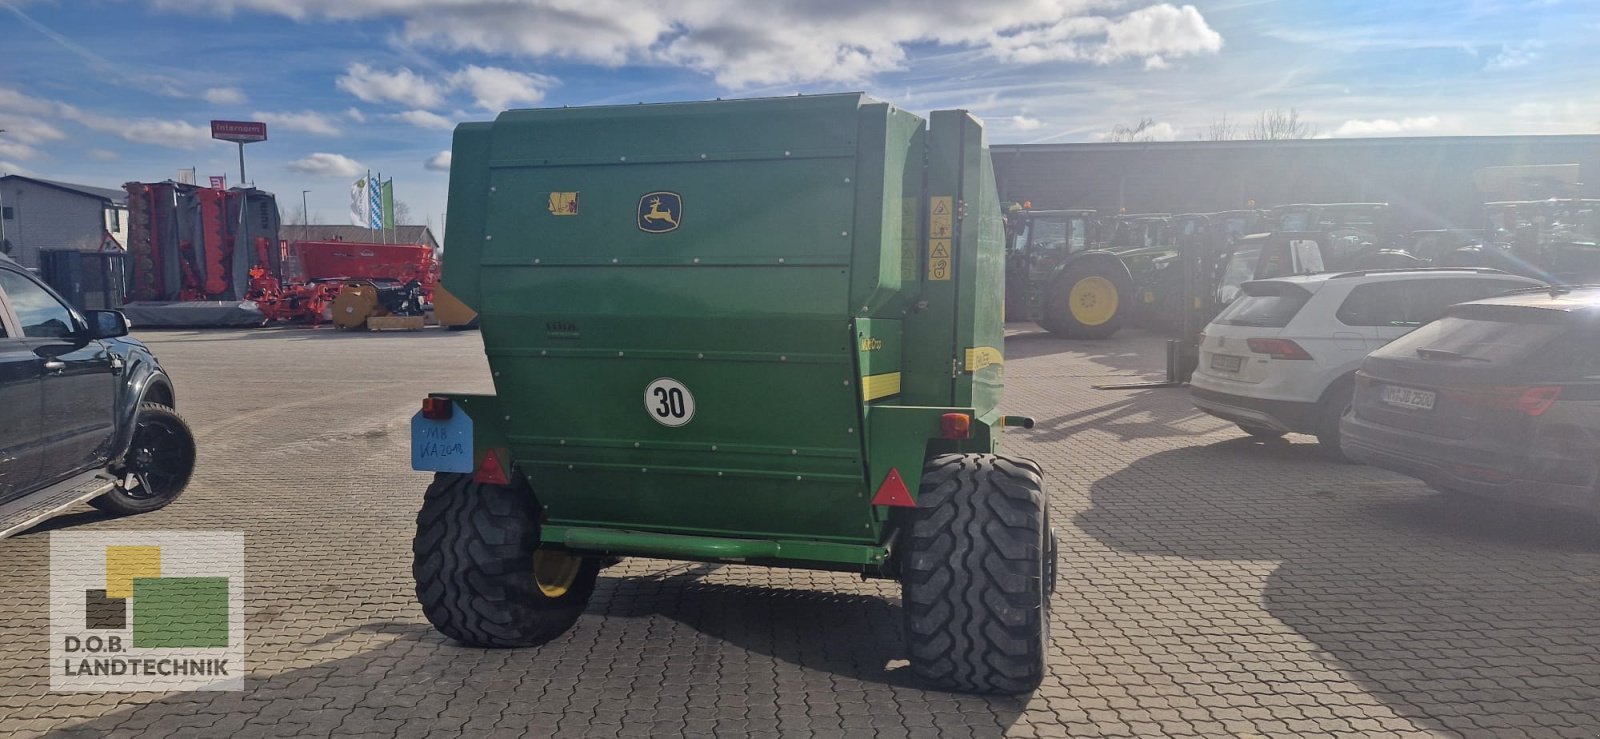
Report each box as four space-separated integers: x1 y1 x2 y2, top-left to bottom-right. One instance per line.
2 325 1598 738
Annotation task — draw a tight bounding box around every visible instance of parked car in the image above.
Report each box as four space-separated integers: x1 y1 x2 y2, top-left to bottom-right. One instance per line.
1190 268 1543 459
1342 286 1600 515
0 255 194 538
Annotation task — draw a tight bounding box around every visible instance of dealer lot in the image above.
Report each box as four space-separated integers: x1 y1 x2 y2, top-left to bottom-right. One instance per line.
2 326 1598 738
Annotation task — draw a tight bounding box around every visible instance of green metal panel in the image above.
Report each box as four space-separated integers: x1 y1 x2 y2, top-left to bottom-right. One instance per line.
440 95 1011 570
440 123 493 307
902 110 1007 423
942 111 1007 422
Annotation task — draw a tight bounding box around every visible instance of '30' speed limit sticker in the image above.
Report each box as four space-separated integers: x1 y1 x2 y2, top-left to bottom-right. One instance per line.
644 378 695 427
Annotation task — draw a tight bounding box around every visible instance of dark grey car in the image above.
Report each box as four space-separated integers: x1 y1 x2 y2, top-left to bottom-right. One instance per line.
0 255 195 537
1342 286 1600 516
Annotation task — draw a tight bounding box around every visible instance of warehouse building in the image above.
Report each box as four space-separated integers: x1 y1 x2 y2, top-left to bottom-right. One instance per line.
0 175 129 269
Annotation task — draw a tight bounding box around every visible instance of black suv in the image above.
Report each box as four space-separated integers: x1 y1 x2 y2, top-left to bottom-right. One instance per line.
0 255 194 536
1342 286 1600 517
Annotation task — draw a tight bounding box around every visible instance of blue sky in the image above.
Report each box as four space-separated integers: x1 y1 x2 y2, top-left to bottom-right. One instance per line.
0 0 1594 240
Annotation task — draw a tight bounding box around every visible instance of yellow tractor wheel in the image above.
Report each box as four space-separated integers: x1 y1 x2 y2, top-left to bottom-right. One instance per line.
1043 264 1127 339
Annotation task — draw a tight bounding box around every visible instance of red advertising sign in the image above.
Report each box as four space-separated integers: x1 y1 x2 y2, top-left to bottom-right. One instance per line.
210 120 268 143
209 175 227 189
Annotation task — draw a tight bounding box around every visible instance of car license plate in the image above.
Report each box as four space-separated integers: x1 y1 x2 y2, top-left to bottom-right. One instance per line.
1210 354 1244 372
1381 385 1436 411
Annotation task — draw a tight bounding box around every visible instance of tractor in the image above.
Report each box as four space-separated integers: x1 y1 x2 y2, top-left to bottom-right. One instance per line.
1211 202 1415 314
1261 202 1409 268
1436 199 1600 282
1147 209 1264 332
410 94 1055 695
1002 208 1175 338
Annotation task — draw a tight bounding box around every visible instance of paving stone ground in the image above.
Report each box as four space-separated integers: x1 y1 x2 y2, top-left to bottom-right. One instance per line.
1 324 1597 738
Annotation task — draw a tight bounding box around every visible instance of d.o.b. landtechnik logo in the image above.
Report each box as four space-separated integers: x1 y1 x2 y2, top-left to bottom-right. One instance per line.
50 531 244 691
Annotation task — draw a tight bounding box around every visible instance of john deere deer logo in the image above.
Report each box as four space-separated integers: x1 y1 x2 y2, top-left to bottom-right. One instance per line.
637 191 682 233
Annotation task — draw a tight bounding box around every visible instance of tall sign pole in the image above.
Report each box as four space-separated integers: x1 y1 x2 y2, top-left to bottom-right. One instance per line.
210 120 268 187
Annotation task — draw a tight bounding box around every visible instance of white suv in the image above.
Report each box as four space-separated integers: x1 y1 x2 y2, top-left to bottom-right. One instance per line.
1190 268 1543 459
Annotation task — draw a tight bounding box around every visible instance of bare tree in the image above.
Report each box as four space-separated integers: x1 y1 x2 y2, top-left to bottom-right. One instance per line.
1107 118 1162 142
393 199 413 225
1204 114 1241 141
1249 108 1317 140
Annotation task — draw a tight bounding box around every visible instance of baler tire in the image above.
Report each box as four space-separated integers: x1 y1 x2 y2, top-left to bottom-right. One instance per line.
412 472 599 648
1043 263 1126 339
902 453 1049 695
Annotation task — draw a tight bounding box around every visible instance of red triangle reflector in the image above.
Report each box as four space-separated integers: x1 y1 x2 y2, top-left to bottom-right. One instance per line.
474 449 510 486
871 467 916 507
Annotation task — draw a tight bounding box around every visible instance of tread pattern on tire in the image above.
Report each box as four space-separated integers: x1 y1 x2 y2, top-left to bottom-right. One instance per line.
902 453 1048 694
412 473 598 648
89 402 195 515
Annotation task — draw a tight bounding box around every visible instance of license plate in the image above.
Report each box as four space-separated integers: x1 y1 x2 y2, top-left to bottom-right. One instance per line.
1381 385 1436 411
411 403 474 473
1210 354 1244 372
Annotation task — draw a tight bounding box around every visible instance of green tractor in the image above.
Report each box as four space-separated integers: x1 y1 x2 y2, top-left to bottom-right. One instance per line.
1003 208 1174 338
1147 209 1265 332
410 94 1055 695
1438 199 1600 281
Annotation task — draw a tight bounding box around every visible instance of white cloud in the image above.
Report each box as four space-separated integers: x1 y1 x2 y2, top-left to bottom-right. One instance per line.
1332 116 1442 137
424 150 451 172
161 2 1223 88
1011 115 1043 131
449 65 555 111
0 87 67 150
0 87 57 117
1096 4 1221 64
286 152 364 177
392 110 455 130
344 107 366 122
58 105 214 148
0 160 36 177
203 87 248 105
0 140 37 161
336 63 445 108
0 113 65 146
1486 40 1542 71
253 110 341 136
87 148 120 161
979 4 1222 71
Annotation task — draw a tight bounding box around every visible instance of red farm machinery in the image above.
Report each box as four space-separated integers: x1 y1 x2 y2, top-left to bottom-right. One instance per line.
121 181 437 328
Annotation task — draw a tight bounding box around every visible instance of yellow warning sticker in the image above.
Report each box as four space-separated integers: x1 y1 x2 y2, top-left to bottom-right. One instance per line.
927 238 952 280
929 196 953 239
964 346 1003 372
860 372 902 402
548 191 579 216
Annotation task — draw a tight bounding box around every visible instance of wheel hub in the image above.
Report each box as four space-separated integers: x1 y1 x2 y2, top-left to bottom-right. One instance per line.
114 414 193 500
532 550 582 598
1068 276 1119 326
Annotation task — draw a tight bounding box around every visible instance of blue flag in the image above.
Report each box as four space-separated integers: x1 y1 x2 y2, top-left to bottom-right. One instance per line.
368 173 383 230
